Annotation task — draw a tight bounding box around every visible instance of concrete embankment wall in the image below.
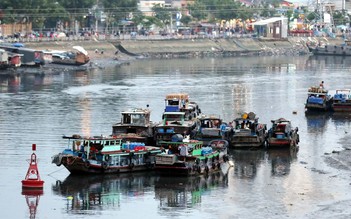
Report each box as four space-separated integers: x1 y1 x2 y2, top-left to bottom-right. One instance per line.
24 37 345 60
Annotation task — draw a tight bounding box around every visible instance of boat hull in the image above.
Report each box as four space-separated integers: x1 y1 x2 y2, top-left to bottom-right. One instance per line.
332 104 351 112
53 147 162 175
305 103 330 111
230 135 266 149
155 155 226 176
308 45 351 56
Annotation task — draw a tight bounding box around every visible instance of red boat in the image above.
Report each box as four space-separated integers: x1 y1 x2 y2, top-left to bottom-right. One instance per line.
266 118 299 148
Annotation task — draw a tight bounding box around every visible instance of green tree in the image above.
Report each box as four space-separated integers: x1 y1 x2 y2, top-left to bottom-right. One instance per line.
100 0 138 33
180 15 192 26
152 4 172 27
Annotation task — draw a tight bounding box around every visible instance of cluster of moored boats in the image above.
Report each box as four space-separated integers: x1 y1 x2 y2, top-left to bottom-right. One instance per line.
305 86 351 112
52 93 300 176
0 43 90 69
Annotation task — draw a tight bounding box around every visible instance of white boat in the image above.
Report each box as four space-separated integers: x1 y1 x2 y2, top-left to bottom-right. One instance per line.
50 46 90 65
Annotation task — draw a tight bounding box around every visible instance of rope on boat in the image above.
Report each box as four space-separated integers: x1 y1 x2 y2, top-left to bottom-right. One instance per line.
47 166 66 177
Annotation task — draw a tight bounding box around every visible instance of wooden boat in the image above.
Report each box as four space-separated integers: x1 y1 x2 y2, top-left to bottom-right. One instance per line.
112 108 155 145
154 111 197 146
51 46 89 65
266 118 299 148
331 89 351 112
0 45 45 66
307 40 351 56
305 86 332 111
155 139 229 176
51 135 162 174
229 112 267 149
193 114 232 145
164 93 201 120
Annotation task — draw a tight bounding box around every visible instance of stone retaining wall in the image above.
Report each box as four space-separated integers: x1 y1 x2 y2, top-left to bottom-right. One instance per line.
23 37 345 60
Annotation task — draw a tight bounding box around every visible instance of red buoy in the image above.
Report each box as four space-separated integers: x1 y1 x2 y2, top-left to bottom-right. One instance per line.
21 144 44 189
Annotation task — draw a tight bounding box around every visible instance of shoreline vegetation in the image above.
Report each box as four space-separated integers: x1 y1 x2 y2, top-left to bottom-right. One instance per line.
22 36 345 62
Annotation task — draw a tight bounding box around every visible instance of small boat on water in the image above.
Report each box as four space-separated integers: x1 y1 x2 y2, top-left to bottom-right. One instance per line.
266 118 299 148
155 138 229 176
112 108 155 145
154 111 197 146
230 112 267 149
307 40 351 56
0 44 46 66
51 135 162 174
154 93 201 146
193 114 231 145
331 89 351 112
305 86 332 111
50 46 90 66
164 93 201 120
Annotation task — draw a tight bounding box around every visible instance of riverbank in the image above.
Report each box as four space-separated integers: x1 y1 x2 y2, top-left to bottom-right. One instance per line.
23 36 346 61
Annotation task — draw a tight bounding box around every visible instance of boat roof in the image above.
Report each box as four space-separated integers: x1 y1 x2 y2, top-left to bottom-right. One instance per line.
336 89 351 93
199 114 221 120
63 135 122 141
271 118 290 123
163 111 186 115
165 93 189 100
121 108 150 114
73 46 88 56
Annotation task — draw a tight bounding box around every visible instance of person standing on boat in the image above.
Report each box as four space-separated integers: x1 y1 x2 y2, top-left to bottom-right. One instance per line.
320 81 324 89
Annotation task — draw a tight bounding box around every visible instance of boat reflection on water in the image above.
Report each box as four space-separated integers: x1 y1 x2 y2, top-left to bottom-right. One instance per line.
52 172 157 213
267 148 298 176
230 149 266 179
330 112 351 126
306 55 351 67
154 172 228 209
305 111 331 133
230 148 298 178
0 74 21 93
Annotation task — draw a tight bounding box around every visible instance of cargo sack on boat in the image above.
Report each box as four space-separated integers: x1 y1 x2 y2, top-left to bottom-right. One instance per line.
201 147 213 155
171 134 183 142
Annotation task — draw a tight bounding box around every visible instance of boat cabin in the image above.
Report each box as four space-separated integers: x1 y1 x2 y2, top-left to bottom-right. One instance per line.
333 89 351 100
162 111 186 126
64 135 123 161
199 115 221 128
165 93 189 112
270 118 292 135
121 108 150 127
112 108 153 136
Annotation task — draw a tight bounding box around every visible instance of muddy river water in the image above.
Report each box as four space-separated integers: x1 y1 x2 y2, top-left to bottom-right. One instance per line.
1 55 351 218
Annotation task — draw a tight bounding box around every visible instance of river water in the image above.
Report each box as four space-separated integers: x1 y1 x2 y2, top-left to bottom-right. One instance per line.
1 55 351 219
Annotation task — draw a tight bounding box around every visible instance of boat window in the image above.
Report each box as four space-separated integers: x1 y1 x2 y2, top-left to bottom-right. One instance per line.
165 114 183 121
123 114 131 124
168 99 179 106
131 114 146 125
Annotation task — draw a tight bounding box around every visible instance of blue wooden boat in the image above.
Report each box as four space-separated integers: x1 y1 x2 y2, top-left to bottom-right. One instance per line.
305 86 332 111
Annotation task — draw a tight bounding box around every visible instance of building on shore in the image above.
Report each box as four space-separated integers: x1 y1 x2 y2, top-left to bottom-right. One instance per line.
252 17 288 39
